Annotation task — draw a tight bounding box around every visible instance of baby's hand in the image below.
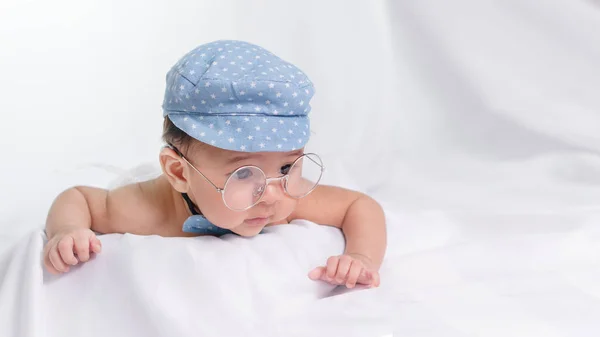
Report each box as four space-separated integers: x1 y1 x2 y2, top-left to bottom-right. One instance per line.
43 228 102 274
308 253 380 289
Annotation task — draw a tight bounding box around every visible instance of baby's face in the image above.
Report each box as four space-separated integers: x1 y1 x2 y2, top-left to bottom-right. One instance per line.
184 144 304 236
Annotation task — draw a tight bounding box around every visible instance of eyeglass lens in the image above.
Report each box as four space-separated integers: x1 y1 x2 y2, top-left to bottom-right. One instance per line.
222 153 323 210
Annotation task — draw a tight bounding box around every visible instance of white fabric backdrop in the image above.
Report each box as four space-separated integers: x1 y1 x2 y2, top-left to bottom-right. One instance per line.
2 1 600 241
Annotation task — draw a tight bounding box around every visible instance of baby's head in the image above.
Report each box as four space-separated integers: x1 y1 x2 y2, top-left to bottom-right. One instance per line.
158 40 322 236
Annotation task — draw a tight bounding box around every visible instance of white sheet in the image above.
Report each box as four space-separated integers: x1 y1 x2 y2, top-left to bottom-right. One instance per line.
2 206 600 336
0 219 388 337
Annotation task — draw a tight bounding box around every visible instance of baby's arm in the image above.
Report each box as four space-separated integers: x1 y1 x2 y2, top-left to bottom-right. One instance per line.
287 185 386 288
44 181 168 274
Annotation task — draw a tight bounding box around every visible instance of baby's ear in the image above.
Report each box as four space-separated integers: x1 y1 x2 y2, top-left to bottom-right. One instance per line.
159 147 190 193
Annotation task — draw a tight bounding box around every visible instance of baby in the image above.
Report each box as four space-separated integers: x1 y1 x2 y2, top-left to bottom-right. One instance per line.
43 40 387 289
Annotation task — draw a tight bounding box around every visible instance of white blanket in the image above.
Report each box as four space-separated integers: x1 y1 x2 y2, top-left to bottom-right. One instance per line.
2 207 600 336
0 219 393 337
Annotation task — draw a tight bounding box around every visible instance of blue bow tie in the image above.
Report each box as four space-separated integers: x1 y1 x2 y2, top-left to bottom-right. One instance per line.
182 215 235 237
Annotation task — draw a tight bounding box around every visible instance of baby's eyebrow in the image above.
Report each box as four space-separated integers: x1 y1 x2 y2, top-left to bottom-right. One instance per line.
224 154 256 166
224 150 304 166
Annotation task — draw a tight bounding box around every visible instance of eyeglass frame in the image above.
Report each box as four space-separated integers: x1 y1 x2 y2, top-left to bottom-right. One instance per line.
165 143 325 211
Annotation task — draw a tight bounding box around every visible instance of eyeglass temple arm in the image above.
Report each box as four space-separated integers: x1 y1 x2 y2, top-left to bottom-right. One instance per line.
305 153 325 170
164 143 223 192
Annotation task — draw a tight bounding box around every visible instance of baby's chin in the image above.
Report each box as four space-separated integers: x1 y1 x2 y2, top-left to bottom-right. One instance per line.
229 223 266 237
228 214 288 237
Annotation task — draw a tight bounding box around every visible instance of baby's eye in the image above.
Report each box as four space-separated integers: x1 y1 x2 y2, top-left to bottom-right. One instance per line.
234 168 253 180
280 164 292 175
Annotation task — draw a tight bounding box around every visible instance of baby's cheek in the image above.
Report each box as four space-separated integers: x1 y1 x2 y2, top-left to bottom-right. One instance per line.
217 213 248 229
200 198 244 228
274 199 298 223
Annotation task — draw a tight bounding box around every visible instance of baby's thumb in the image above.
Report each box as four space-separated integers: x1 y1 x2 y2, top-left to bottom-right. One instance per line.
308 267 325 280
356 269 373 285
90 236 102 254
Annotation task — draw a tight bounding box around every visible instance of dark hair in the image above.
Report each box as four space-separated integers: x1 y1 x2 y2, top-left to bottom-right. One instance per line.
162 116 195 151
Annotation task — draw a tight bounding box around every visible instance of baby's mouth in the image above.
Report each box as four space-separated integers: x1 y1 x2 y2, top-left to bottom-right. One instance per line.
243 216 271 227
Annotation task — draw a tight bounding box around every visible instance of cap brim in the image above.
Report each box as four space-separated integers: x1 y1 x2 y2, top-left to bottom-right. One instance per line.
168 114 310 152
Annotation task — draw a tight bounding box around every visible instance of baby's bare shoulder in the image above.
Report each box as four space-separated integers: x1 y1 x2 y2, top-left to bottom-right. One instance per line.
87 175 181 235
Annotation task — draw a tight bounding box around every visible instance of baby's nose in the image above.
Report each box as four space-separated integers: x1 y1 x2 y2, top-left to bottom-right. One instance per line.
259 179 286 204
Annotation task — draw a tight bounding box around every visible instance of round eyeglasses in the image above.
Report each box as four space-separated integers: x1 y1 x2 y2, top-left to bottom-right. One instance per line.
167 144 325 211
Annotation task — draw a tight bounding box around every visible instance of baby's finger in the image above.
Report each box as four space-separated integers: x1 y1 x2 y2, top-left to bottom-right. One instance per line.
44 248 60 275
49 247 69 273
372 271 381 287
57 236 78 265
308 267 325 281
345 261 363 288
325 256 339 280
90 236 102 254
73 234 90 262
335 255 352 284
356 269 373 285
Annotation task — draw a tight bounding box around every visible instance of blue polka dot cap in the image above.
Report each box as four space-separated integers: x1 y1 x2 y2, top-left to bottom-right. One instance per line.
162 40 315 152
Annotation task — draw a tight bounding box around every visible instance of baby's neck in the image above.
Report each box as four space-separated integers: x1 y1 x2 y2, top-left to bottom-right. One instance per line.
149 175 199 237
